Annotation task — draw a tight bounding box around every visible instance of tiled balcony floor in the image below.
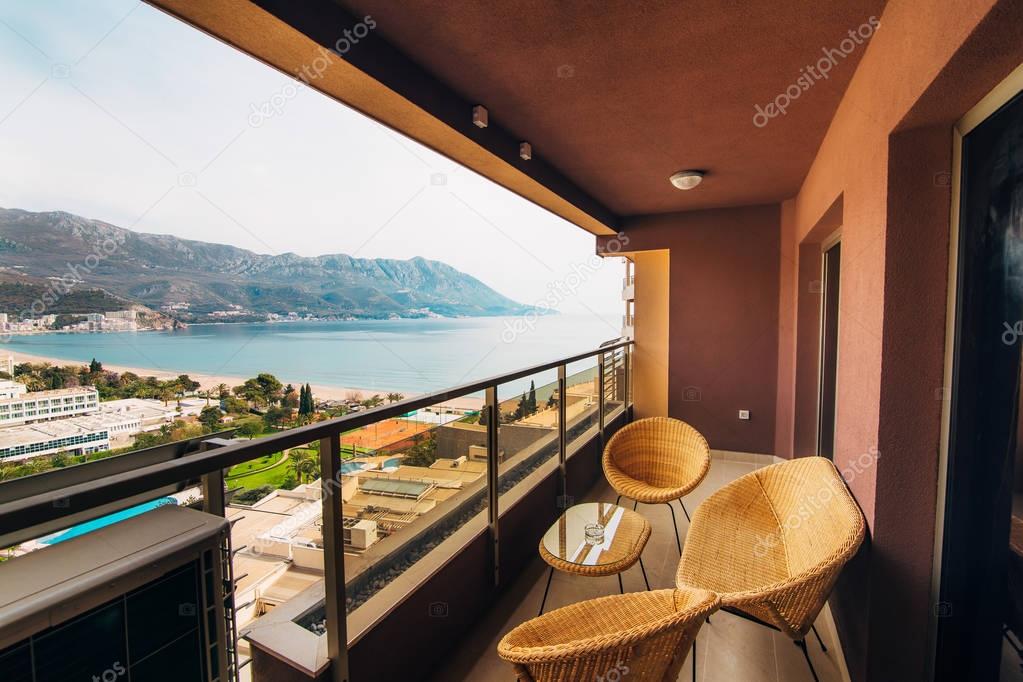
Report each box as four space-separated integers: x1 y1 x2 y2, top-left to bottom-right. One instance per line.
430 455 847 682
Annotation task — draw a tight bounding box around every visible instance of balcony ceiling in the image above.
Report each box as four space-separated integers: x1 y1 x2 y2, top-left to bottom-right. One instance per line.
337 0 886 216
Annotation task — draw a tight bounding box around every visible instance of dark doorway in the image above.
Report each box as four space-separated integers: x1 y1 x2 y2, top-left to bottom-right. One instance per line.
817 241 841 460
937 88 1023 681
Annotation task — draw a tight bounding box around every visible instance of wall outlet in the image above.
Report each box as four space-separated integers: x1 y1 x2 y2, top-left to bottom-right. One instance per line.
738 410 750 420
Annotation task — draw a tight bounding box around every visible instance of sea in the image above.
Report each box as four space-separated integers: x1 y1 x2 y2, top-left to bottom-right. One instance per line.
2 314 624 398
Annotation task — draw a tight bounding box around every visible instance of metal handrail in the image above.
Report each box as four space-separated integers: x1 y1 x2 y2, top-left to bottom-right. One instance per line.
0 338 633 682
0 339 633 538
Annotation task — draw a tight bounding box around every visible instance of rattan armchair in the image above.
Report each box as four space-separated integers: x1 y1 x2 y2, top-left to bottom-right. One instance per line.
602 417 711 553
675 456 866 681
498 588 719 682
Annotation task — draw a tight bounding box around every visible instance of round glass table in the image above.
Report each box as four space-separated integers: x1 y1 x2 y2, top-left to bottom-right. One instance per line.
537 502 651 615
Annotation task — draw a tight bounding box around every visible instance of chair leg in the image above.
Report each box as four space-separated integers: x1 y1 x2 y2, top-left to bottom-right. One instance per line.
692 640 697 682
638 557 651 590
615 494 621 506
633 499 638 511
618 572 624 594
811 623 827 652
795 639 820 682
666 502 682 554
538 566 554 616
678 497 691 523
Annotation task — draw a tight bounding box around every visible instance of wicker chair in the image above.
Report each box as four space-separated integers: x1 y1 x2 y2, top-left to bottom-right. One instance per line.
602 417 711 554
498 588 719 682
675 457 866 681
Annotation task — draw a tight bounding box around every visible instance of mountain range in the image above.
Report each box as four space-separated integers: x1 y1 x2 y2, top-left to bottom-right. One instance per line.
0 208 535 321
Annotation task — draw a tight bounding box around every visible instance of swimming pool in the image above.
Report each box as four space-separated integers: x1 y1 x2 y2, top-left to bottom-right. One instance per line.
341 461 367 474
40 497 178 545
383 457 403 468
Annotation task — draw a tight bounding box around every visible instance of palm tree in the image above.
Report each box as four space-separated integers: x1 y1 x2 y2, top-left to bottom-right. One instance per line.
387 392 405 404
288 451 320 484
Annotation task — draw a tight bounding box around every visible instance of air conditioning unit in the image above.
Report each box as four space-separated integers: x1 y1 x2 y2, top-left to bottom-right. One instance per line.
0 505 237 682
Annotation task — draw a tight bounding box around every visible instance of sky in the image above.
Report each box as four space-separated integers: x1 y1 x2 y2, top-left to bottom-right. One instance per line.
0 0 624 316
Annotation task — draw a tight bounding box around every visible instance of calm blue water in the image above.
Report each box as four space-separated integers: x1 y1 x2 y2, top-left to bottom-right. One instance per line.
41 497 177 545
4 315 621 397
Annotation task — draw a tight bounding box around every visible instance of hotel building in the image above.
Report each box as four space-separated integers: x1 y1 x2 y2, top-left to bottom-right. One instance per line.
0 386 100 428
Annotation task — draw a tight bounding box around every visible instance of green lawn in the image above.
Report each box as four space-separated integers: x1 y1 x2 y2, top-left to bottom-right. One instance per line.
226 451 291 489
226 452 283 478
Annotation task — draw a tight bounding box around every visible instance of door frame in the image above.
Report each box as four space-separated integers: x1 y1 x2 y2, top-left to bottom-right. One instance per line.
816 230 842 458
930 61 1023 679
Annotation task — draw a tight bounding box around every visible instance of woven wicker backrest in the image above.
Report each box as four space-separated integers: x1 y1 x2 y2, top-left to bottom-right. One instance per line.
756 457 865 577
606 417 709 489
498 588 719 682
677 472 790 594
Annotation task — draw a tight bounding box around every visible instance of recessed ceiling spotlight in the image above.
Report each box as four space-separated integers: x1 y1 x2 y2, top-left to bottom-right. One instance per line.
669 170 704 190
472 105 488 128
519 142 532 160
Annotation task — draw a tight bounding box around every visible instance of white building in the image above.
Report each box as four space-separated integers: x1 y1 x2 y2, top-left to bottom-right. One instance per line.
0 420 111 462
0 410 155 463
1 355 13 377
0 386 100 428
99 398 178 431
0 381 28 401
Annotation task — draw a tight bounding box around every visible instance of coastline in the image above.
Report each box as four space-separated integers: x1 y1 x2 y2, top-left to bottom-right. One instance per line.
5 349 483 411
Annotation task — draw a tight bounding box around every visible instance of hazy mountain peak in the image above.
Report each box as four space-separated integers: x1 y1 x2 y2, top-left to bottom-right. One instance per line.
0 208 533 321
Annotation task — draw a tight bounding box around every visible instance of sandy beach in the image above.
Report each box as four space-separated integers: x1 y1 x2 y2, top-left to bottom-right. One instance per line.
5 349 483 411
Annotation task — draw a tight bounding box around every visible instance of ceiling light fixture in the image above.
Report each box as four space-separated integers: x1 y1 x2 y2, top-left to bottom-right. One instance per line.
519 142 532 160
669 170 704 190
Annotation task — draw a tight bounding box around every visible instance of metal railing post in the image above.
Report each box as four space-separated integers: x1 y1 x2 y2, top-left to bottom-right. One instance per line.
598 353 606 445
557 365 568 507
624 345 632 408
485 386 500 586
319 433 350 682
200 438 230 517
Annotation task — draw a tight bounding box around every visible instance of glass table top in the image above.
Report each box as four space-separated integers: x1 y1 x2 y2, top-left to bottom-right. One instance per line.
541 502 646 567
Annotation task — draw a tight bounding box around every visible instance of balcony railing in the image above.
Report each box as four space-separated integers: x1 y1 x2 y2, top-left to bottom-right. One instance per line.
0 339 633 681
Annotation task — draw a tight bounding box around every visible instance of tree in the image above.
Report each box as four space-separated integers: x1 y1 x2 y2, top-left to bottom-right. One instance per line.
298 384 315 416
177 374 200 394
223 396 250 415
263 406 291 430
236 373 284 409
216 383 231 400
527 380 537 415
546 393 557 409
387 392 405 404
199 406 223 432
237 421 263 438
289 450 320 484
283 384 299 410
89 358 103 374
402 434 437 467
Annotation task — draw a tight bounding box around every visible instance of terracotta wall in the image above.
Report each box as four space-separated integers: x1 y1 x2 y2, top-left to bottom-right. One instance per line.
603 205 780 455
775 0 1023 679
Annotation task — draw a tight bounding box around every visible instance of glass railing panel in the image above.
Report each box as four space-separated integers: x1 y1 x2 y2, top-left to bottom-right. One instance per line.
496 369 559 503
564 358 600 456
602 346 628 421
321 394 490 624
225 436 325 634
